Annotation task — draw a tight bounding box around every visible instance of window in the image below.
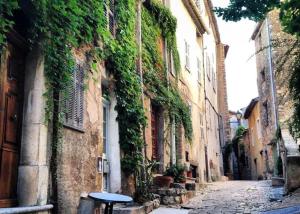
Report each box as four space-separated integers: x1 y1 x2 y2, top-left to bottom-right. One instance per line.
251 128 255 146
168 49 175 76
256 118 262 139
105 0 116 36
212 72 216 92
185 40 190 71
200 113 204 140
261 67 266 82
63 64 85 130
197 57 201 83
206 55 211 81
263 101 269 127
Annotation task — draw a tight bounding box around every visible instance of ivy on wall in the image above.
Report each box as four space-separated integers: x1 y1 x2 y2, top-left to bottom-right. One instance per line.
0 0 193 203
142 3 193 141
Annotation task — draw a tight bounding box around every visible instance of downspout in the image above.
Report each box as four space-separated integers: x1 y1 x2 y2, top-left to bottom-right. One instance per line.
203 44 211 182
266 17 279 157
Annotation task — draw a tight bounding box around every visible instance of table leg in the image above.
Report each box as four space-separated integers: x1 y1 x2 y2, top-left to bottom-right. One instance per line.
109 203 114 214
104 203 109 214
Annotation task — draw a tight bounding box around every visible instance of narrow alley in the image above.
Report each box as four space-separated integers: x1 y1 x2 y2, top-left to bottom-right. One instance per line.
152 180 300 214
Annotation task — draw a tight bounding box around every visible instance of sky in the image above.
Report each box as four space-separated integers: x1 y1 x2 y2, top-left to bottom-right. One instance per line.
212 0 259 111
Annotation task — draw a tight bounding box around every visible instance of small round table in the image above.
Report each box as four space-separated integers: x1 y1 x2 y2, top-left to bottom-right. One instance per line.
88 192 133 214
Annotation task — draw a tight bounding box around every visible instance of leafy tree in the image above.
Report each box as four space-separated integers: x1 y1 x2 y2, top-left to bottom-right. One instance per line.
215 0 300 37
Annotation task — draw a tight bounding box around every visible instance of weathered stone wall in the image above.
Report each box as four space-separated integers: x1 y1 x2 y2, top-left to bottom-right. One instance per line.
253 10 298 178
57 49 103 214
286 156 300 192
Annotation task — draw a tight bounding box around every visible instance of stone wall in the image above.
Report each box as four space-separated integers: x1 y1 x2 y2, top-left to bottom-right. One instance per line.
57 50 103 214
286 156 300 192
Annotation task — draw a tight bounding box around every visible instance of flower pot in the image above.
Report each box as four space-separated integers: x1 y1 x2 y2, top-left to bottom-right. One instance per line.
153 176 174 188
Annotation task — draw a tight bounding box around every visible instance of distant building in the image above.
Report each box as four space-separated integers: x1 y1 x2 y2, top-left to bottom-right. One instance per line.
244 97 266 180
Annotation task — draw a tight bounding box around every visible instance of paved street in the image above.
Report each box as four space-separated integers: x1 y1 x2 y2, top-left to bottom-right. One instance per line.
151 180 300 214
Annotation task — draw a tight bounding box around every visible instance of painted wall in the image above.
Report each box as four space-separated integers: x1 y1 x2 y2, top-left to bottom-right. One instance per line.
247 102 265 179
168 0 207 182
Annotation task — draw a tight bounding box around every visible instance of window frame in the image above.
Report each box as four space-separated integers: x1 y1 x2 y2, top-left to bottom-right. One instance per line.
185 40 190 72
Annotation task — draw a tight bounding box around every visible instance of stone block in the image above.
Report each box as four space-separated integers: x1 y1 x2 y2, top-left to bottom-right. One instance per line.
37 165 49 205
20 124 40 165
186 191 196 199
143 201 154 214
181 195 188 204
286 155 300 192
162 196 175 205
174 196 181 203
167 188 176 196
157 189 167 195
18 166 38 206
38 125 48 165
271 177 285 187
113 205 146 214
153 199 160 209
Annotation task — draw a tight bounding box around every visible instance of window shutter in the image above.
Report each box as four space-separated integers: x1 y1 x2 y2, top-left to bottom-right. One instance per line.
63 64 84 130
105 0 115 36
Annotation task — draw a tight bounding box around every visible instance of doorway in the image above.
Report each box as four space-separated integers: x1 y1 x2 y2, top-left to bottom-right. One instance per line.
0 40 26 207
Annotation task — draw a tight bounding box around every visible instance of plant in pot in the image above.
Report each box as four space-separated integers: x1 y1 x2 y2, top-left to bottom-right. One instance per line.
164 164 186 184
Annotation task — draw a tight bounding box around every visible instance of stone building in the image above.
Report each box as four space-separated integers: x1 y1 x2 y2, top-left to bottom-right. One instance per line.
0 0 229 213
251 10 300 190
244 97 266 180
162 0 227 183
0 15 104 214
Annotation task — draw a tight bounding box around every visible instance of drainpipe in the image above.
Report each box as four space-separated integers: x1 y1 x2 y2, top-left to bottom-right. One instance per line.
266 17 279 157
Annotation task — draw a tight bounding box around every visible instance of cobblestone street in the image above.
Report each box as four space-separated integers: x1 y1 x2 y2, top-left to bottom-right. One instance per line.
152 180 300 214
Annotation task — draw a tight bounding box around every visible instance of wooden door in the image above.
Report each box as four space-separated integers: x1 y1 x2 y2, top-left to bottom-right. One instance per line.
0 42 25 207
151 106 159 160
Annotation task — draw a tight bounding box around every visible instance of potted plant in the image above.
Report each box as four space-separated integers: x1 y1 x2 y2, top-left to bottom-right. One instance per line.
164 164 186 183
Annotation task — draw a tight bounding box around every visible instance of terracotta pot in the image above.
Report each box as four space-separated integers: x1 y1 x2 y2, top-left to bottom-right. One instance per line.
153 176 174 188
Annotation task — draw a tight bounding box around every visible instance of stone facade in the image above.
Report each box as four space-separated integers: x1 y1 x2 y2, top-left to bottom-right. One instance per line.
252 10 300 190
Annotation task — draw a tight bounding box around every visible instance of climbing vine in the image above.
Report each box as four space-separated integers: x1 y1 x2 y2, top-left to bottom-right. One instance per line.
142 2 193 141
0 0 18 52
0 0 192 203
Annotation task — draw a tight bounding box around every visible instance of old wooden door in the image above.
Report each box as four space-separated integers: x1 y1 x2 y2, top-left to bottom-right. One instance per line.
0 41 25 207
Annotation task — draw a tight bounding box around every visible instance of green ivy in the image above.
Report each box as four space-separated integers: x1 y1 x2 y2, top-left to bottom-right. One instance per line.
0 0 18 52
106 0 146 174
0 0 192 203
142 4 193 141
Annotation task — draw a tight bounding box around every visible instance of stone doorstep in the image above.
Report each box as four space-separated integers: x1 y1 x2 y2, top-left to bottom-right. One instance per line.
0 205 53 214
113 200 159 214
272 177 285 187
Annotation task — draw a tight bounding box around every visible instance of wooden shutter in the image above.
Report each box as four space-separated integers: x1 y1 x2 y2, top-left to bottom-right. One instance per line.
63 64 84 130
105 0 115 36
